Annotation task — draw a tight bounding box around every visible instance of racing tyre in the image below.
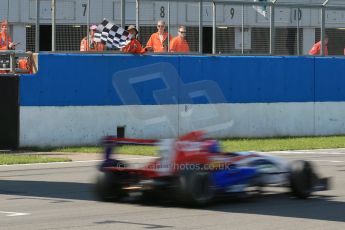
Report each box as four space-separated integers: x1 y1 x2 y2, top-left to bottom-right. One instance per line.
178 170 215 206
289 160 316 199
141 190 162 203
94 171 126 202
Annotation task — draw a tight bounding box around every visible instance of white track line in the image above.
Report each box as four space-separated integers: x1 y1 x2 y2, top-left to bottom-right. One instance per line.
0 211 30 217
266 151 345 155
311 160 344 163
0 160 102 167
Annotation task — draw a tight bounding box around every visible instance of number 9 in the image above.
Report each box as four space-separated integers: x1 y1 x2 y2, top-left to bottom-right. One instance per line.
230 8 235 19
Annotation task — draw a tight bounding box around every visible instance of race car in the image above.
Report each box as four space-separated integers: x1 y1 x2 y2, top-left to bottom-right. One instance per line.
95 131 330 206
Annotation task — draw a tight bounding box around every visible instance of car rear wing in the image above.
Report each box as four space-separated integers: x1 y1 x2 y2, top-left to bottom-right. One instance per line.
102 136 158 146
102 136 159 160
102 131 206 147
101 131 207 160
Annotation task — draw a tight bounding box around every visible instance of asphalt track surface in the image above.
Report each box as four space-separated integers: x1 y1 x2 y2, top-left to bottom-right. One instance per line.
1 150 345 230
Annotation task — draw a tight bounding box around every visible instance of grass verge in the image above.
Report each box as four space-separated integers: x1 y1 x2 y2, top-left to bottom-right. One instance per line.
3 136 345 165
222 136 345 152
24 145 157 156
0 154 71 165
22 135 345 155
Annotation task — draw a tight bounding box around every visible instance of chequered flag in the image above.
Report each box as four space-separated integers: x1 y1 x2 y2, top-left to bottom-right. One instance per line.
94 19 132 48
253 0 268 17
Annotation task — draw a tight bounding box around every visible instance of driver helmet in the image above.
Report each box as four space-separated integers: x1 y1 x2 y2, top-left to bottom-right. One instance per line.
206 140 221 153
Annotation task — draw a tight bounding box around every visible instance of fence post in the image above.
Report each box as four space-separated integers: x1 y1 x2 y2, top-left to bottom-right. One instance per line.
321 0 330 56
297 8 300 56
121 0 125 28
136 0 139 32
241 4 244 54
7 0 10 19
51 0 56 51
168 0 170 52
87 0 90 49
35 0 40 52
269 4 275 55
199 0 203 54
320 7 325 56
212 1 216 54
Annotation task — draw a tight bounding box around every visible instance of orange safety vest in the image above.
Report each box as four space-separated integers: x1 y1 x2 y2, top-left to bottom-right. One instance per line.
0 31 12 50
170 36 190 53
309 41 328 55
122 39 146 54
146 32 172 52
18 58 32 74
80 37 105 51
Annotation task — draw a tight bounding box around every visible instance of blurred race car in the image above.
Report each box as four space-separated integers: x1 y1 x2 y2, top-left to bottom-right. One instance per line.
95 131 330 206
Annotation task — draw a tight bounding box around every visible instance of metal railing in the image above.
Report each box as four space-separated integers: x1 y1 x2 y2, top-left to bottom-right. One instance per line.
25 0 345 55
0 51 35 75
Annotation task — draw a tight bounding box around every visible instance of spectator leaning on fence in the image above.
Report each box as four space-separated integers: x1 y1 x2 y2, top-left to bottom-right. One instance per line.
121 25 146 54
309 35 328 56
80 25 105 52
146 20 172 52
170 26 190 53
0 20 16 50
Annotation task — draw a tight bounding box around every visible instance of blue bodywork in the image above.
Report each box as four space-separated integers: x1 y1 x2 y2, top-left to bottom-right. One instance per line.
212 166 258 193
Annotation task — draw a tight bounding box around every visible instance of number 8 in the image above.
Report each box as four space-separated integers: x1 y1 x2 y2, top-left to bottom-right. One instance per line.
160 6 165 18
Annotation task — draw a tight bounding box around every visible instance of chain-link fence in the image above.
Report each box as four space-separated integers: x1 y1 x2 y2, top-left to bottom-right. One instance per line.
11 0 345 55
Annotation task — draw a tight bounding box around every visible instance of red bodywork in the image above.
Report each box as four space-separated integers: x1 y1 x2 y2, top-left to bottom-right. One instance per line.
102 131 257 180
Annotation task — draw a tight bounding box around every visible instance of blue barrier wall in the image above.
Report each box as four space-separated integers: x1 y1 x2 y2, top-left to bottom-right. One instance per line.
19 54 345 146
20 54 345 106
315 57 345 102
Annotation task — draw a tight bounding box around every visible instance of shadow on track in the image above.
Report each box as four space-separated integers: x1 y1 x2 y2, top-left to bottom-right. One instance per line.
209 193 345 223
0 179 344 223
0 180 95 201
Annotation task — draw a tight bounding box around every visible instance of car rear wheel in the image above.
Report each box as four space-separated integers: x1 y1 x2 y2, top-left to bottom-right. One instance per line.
290 160 316 199
94 171 127 202
178 170 215 206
